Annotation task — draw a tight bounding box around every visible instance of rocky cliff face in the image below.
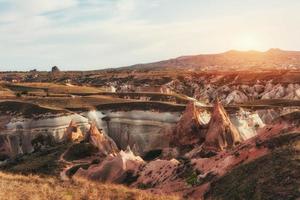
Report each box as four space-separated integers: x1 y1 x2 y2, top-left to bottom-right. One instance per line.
0 101 182 159
0 101 90 158
84 110 181 156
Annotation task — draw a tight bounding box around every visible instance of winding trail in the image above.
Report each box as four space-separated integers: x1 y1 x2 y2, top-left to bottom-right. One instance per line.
59 144 97 181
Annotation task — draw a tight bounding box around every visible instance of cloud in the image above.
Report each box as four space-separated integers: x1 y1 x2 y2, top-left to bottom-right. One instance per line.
12 0 77 15
0 0 299 71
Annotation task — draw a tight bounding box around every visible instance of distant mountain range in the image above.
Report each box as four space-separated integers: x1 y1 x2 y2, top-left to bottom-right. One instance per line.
119 48 300 71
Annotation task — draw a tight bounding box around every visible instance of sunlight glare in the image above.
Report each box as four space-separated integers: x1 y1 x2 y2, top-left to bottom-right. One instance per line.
235 34 264 51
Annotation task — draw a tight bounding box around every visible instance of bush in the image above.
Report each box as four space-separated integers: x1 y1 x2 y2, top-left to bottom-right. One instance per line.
186 171 199 186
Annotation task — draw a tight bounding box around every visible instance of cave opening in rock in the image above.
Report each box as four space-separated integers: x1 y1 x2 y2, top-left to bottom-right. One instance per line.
143 149 162 161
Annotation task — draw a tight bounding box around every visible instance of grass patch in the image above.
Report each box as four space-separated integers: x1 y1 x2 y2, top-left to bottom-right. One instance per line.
0 172 179 200
5 82 103 95
138 183 154 190
186 171 199 186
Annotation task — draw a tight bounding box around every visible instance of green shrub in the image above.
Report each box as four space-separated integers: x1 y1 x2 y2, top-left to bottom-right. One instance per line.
186 171 199 186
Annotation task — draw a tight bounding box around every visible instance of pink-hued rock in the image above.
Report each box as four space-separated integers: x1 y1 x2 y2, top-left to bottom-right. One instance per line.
134 159 180 187
203 101 241 151
64 120 84 142
172 102 208 146
189 113 300 199
74 147 144 183
85 122 119 156
195 112 300 177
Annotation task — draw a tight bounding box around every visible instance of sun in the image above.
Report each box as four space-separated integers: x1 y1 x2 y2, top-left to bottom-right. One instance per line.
235 34 264 51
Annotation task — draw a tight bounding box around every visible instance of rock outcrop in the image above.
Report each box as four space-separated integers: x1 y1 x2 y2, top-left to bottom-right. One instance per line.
85 122 118 156
230 109 265 140
203 101 241 151
65 120 84 142
51 66 60 73
225 90 248 104
74 147 144 183
169 78 300 104
0 135 22 159
172 102 209 146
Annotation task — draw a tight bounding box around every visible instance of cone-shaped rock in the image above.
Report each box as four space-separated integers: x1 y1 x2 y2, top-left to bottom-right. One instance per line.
172 101 208 146
65 120 84 142
203 100 241 151
85 121 119 156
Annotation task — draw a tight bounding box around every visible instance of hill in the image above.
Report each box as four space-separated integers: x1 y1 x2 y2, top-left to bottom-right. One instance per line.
122 49 300 71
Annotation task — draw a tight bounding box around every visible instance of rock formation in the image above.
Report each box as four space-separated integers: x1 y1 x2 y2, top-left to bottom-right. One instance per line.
74 147 144 183
230 108 265 140
172 102 209 146
85 122 119 156
225 90 248 104
51 66 60 73
0 135 23 159
203 100 241 151
64 120 84 142
168 78 300 104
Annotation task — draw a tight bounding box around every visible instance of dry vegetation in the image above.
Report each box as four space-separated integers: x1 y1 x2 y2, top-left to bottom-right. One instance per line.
0 84 14 97
22 96 130 110
0 172 179 200
5 82 103 94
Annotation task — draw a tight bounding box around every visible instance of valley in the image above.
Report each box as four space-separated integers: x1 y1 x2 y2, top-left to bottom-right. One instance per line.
0 50 300 200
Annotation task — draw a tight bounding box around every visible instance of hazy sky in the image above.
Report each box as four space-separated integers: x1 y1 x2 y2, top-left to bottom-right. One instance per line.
0 0 299 71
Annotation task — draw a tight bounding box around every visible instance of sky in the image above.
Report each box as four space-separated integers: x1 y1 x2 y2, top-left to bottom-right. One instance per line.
0 0 299 71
